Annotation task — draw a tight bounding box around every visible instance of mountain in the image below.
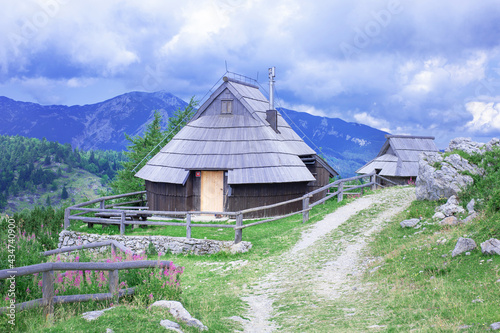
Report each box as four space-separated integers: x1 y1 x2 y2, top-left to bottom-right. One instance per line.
0 92 388 176
0 91 187 151
279 108 388 176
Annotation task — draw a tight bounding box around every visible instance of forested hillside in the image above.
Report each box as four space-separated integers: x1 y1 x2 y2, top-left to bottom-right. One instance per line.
0 135 125 210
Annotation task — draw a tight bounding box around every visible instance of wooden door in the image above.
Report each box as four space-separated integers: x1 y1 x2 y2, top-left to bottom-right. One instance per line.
200 171 224 212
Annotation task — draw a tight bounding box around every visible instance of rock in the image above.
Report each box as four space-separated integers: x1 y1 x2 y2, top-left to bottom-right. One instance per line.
432 212 446 220
150 301 207 331
416 152 480 201
491 322 500 330
400 218 420 228
229 241 252 254
458 325 472 330
472 298 483 303
439 216 458 226
452 238 477 257
160 319 183 332
446 137 484 155
435 195 465 216
480 238 500 255
466 199 475 214
485 138 500 152
461 212 477 224
106 329 114 333
82 307 115 321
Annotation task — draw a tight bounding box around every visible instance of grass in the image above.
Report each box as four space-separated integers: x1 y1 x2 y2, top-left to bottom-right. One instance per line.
2 193 352 332
363 200 500 331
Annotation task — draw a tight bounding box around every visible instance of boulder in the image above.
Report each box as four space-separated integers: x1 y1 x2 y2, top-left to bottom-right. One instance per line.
400 218 420 228
466 199 475 214
461 212 478 224
452 238 477 257
439 216 458 226
480 238 500 255
435 195 465 216
150 301 207 331
491 322 500 330
432 212 446 220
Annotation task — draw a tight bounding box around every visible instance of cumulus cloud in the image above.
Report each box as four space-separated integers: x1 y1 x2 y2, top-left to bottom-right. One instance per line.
465 101 500 133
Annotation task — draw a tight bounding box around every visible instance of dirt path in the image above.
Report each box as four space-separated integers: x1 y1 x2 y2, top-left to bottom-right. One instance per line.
241 186 415 332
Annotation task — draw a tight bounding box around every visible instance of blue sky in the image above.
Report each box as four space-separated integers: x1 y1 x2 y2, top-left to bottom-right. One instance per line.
1 0 500 148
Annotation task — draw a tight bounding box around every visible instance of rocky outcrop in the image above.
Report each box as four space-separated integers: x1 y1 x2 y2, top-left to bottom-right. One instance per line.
58 230 252 255
445 137 484 155
415 137 500 201
416 152 481 201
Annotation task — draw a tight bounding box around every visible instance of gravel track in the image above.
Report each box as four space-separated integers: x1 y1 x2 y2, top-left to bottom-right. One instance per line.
241 187 416 332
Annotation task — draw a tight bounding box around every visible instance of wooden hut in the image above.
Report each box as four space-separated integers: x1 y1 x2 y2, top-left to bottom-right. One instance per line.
356 135 438 185
135 76 338 217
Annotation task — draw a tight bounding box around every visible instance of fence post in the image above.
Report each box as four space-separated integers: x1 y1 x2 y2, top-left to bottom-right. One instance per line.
64 208 70 230
234 213 243 244
109 269 119 304
338 182 344 202
42 270 54 319
120 211 126 235
302 196 310 224
186 213 192 239
371 174 377 191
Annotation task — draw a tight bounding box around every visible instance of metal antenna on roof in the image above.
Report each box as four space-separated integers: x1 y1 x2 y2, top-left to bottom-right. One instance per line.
268 67 275 110
225 60 228 72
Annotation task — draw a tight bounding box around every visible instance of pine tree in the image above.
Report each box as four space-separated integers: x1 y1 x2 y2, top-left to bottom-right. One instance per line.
109 97 197 194
61 185 69 199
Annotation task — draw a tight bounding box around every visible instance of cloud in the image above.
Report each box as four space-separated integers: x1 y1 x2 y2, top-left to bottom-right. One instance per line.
353 112 391 132
465 101 500 133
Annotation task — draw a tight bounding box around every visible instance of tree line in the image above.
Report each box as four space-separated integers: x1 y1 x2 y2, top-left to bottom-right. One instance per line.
0 135 125 209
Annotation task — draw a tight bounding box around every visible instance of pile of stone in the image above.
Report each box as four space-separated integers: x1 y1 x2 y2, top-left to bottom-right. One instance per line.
451 237 500 257
432 195 477 225
416 137 500 201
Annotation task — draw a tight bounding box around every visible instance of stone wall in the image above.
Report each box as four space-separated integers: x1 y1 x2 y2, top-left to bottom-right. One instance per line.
58 230 252 255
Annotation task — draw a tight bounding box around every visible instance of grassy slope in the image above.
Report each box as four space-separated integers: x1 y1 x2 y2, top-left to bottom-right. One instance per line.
5 162 108 214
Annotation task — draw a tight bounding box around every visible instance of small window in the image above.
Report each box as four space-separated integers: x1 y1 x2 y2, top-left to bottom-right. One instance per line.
221 100 233 114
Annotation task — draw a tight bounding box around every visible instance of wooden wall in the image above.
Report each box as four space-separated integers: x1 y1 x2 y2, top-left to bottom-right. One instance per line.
227 182 309 218
305 160 331 203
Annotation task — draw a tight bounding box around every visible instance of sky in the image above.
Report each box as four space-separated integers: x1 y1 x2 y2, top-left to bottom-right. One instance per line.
1 0 500 149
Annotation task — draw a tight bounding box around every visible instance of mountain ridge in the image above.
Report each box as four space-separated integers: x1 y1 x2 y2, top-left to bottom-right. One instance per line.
0 92 389 176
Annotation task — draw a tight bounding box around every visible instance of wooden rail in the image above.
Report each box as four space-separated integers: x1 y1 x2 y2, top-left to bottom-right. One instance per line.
65 172 395 244
0 260 172 317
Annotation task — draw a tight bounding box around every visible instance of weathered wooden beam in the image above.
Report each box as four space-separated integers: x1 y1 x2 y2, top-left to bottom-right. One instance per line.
302 196 310 224
234 213 243 244
0 260 172 279
42 270 54 318
186 213 191 239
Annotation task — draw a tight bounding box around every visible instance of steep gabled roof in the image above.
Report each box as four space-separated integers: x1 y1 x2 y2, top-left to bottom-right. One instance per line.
136 77 328 185
356 135 438 177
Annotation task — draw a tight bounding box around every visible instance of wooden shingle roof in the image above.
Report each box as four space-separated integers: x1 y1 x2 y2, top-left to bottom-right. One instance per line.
356 135 438 177
136 77 325 185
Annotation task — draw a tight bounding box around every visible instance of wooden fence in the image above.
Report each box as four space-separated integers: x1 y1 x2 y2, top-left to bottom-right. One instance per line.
64 172 397 244
0 240 172 317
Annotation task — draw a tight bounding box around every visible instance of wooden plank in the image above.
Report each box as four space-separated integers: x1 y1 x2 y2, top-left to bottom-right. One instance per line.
42 270 54 317
0 260 173 279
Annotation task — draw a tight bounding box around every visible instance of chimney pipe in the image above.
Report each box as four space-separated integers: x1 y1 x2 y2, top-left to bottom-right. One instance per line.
268 67 275 110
